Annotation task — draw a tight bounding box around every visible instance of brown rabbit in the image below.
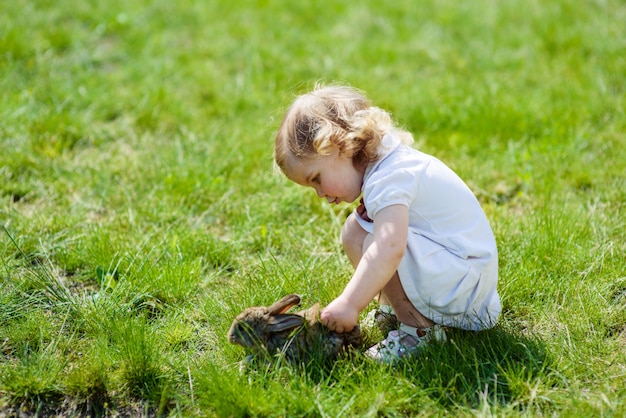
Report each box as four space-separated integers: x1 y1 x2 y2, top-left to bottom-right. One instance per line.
227 294 361 363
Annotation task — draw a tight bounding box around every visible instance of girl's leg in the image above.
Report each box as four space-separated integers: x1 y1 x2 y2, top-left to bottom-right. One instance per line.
379 274 433 329
341 213 432 328
361 233 434 329
340 213 368 269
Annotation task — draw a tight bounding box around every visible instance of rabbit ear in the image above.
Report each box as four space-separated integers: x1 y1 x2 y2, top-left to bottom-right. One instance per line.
300 303 321 322
268 294 301 315
268 314 305 332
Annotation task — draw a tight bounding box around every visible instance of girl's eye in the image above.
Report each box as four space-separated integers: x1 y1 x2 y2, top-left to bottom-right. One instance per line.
312 175 320 184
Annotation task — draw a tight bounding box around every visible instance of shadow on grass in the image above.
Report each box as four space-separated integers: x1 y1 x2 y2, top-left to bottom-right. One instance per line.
194 322 564 416
397 324 562 411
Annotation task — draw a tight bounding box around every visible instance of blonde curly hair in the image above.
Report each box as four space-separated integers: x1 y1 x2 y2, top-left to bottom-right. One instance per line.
274 85 413 172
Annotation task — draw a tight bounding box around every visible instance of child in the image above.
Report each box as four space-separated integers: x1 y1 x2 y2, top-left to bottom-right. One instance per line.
274 85 501 363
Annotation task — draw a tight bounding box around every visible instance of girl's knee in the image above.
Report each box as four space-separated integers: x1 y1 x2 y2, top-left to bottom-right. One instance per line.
341 214 358 246
341 214 368 262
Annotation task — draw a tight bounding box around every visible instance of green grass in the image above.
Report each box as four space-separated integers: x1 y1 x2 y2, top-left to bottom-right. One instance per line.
1 0 625 415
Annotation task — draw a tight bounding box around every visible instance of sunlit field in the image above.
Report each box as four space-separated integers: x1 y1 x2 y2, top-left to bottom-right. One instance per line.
1 0 625 416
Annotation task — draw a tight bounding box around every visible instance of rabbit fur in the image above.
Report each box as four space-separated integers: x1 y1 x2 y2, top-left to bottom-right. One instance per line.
227 294 361 363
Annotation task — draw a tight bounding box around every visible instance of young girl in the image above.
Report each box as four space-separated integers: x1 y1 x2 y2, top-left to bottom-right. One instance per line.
274 85 501 363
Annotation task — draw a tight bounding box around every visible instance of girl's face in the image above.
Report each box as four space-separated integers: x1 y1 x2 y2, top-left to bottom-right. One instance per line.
284 150 366 205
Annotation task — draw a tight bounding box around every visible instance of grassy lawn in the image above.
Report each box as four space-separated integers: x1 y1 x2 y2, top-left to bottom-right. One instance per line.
1 0 625 416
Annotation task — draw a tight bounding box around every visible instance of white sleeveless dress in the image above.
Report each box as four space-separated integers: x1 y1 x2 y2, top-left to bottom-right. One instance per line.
354 133 501 330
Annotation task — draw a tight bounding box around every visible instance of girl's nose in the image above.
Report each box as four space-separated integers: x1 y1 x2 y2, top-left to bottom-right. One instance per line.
315 187 324 198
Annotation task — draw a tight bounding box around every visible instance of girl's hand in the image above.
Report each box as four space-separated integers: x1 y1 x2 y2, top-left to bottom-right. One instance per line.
320 295 360 333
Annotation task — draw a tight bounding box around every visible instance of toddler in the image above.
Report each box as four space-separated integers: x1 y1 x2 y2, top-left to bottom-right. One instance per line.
274 85 500 363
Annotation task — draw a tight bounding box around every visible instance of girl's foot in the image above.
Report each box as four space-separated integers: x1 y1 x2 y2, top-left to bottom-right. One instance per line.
365 324 446 364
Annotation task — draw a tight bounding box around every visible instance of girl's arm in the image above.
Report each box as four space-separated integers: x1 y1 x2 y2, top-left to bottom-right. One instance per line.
321 204 409 332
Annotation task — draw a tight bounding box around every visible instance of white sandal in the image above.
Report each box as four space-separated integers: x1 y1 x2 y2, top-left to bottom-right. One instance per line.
365 324 446 364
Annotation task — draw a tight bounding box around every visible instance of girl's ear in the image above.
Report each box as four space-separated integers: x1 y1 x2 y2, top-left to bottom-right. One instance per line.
351 149 368 171
268 314 305 332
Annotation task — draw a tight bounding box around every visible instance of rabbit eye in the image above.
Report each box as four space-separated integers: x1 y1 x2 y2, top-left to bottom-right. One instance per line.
236 322 255 338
